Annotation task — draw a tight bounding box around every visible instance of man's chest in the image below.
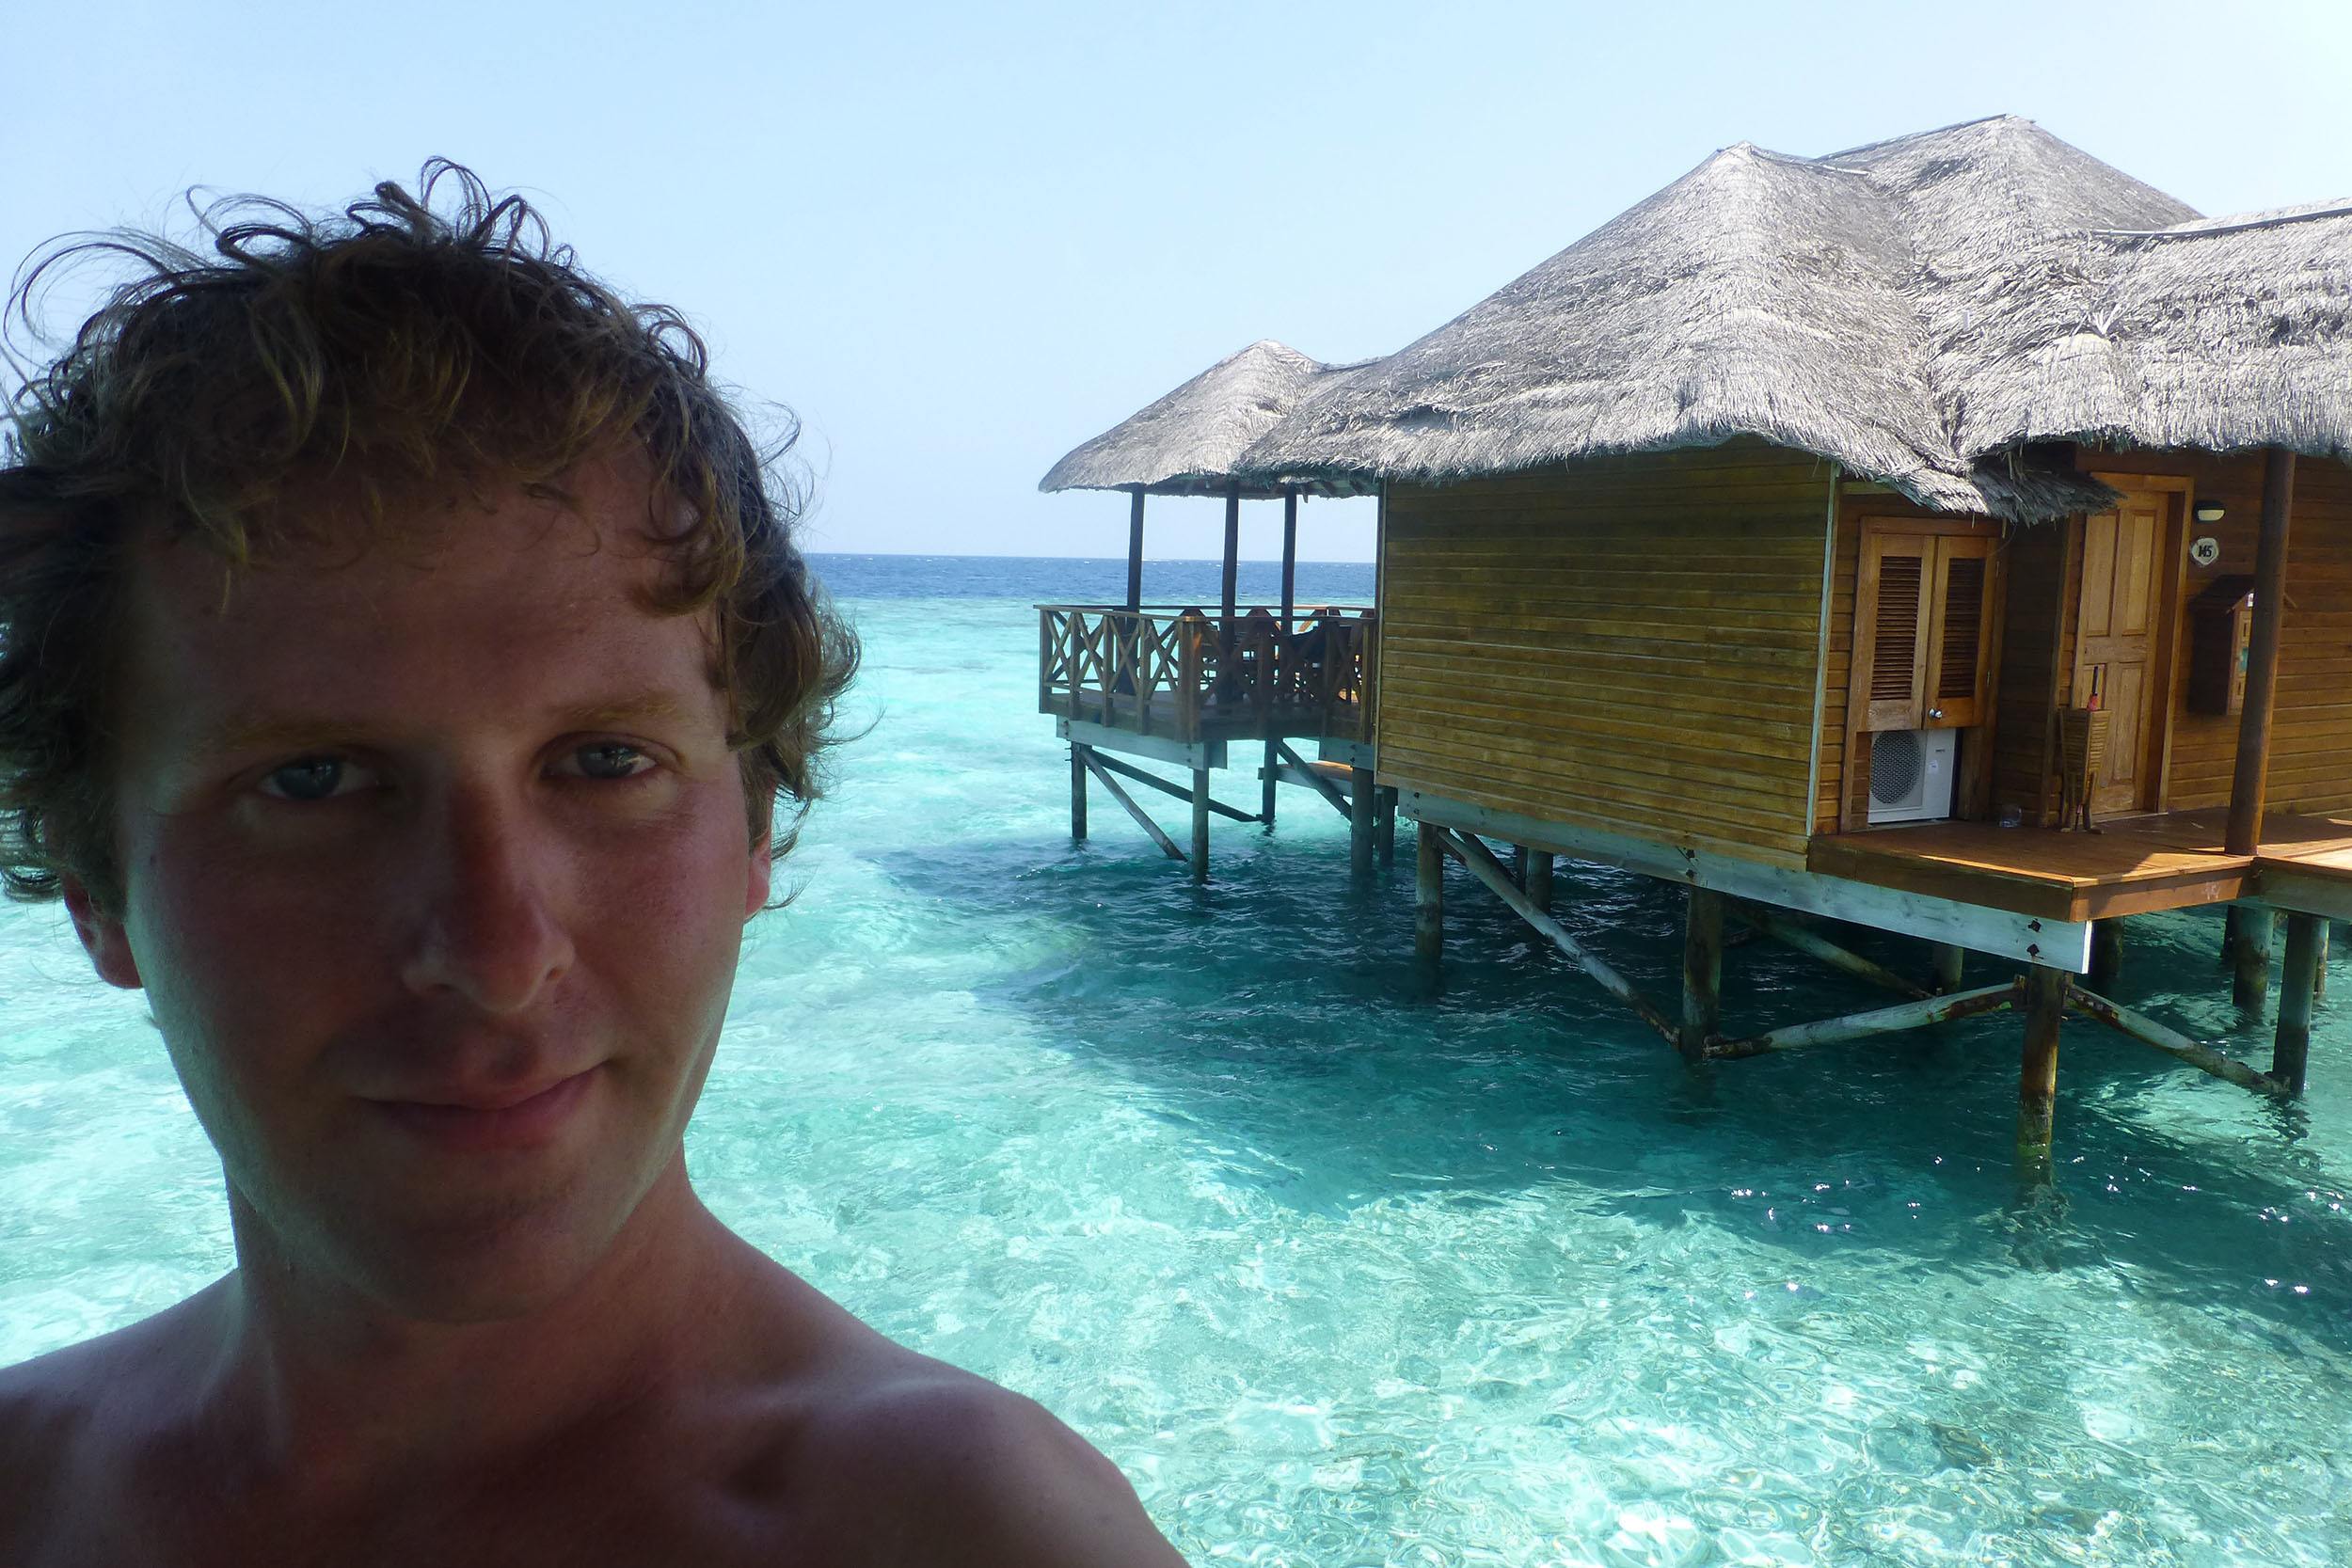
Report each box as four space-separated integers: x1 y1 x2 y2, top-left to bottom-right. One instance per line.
42 1432 811 1568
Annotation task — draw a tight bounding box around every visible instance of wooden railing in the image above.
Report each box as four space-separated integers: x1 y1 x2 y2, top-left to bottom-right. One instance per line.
1038 603 1377 744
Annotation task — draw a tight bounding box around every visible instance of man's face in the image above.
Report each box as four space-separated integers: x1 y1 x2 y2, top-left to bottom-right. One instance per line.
63 457 771 1321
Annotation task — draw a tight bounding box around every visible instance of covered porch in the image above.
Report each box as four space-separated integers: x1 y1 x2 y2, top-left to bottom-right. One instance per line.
1037 340 1388 879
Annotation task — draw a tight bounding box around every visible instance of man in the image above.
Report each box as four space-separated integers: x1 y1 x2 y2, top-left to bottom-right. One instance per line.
0 165 1188 1565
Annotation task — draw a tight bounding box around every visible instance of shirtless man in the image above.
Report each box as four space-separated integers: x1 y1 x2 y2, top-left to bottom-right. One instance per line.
0 166 1189 1566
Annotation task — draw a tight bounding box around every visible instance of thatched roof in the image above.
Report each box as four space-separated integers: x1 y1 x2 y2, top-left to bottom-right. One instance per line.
1238 116 2351 520
1039 340 1375 499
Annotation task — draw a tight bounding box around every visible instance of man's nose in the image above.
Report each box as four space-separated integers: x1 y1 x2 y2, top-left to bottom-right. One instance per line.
398 788 576 1012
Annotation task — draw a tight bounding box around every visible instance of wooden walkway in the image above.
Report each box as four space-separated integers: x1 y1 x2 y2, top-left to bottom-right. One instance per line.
1809 808 2352 924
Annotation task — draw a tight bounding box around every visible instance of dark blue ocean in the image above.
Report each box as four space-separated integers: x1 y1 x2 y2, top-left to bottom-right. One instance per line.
3 553 2345 1565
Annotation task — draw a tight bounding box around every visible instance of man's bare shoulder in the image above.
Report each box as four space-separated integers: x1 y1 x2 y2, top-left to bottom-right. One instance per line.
0 1292 214 1561
773 1348 1189 1567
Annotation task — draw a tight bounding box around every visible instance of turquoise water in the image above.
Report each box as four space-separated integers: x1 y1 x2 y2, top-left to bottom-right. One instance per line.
4 552 2348 1565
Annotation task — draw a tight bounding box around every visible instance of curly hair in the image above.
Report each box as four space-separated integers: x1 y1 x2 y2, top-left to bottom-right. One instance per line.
0 160 856 922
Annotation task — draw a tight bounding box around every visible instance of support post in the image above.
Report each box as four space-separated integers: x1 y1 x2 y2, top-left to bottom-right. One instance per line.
1524 850 1553 911
2232 904 2274 1015
1681 886 1725 1062
2225 448 2296 856
1930 942 1965 994
1220 483 1240 626
1078 750 1185 863
1277 741 1352 819
2064 983 2284 1096
1375 788 1398 869
2089 920 2124 995
1261 739 1279 826
2275 912 2322 1096
1190 767 1211 883
2316 922 2331 1001
1710 981 2017 1059
1438 828 1680 1046
1124 487 1145 612
1279 488 1297 624
1510 844 1531 892
1415 821 1443 965
1349 766 1375 878
2018 964 2068 1186
1087 748 1254 821
1070 745 1088 841
1734 900 1928 999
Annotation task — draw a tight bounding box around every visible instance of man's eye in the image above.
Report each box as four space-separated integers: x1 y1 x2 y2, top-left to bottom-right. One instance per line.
570 742 657 782
260 757 369 802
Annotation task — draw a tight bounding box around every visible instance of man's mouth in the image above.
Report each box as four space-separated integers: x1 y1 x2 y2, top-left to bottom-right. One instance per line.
368 1066 601 1152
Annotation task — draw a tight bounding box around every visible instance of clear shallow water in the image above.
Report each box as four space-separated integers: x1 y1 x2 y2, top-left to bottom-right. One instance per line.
5 551 2349 1566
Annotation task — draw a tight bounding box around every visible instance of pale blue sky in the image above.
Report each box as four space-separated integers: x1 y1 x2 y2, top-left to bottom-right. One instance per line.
6 1 2348 563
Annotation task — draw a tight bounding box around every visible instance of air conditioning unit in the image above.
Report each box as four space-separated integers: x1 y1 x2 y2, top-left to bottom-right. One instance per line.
1867 727 1958 825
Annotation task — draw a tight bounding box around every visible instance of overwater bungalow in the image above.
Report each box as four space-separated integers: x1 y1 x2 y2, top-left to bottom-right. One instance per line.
1232 115 2351 1177
1037 340 1392 879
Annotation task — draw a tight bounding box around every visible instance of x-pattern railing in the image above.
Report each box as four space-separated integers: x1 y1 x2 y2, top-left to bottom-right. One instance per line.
1039 603 1376 743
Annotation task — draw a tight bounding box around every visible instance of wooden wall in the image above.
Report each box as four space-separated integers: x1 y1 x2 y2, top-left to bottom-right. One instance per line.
1379 441 1835 868
2082 449 2352 816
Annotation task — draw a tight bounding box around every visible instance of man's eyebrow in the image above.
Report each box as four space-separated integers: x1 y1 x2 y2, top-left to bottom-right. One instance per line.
183 692 703 762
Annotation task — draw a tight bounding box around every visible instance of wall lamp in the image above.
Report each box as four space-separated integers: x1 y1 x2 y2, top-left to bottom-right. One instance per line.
2194 500 2226 524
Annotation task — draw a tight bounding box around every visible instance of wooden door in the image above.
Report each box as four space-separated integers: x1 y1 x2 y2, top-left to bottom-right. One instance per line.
1923 535 1995 729
2074 493 2169 814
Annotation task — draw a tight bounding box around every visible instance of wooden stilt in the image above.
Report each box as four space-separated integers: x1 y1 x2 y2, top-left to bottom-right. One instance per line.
1415 821 1443 965
1349 767 1375 878
1930 942 1965 994
2221 903 2259 965
1070 745 1088 841
2224 448 2296 857
1277 741 1351 818
1524 850 1552 911
2232 904 2274 1015
2275 912 2322 1096
1510 844 1530 892
2018 965 2068 1186
1733 901 1928 998
2315 922 2330 1001
2064 983 2285 1097
1375 788 1398 869
1077 750 1184 863
1279 488 1297 624
1219 483 1240 626
1086 749 1255 821
1437 828 1679 1046
1681 886 1725 1062
1190 768 1211 883
1261 738 1279 826
1124 487 1146 612
1710 981 2018 1059
2089 919 2124 994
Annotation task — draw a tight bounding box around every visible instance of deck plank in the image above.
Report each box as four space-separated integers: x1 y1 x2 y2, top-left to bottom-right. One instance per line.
1809 809 2352 923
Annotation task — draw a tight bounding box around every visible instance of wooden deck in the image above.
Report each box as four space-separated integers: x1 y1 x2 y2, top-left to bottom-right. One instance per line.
1041 689 1366 746
1809 808 2352 924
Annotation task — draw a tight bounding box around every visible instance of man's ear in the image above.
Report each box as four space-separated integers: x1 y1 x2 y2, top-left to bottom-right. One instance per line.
61 875 144 990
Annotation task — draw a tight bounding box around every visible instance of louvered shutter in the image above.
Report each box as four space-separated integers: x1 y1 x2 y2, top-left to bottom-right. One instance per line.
1858 533 1933 730
1923 535 1995 728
